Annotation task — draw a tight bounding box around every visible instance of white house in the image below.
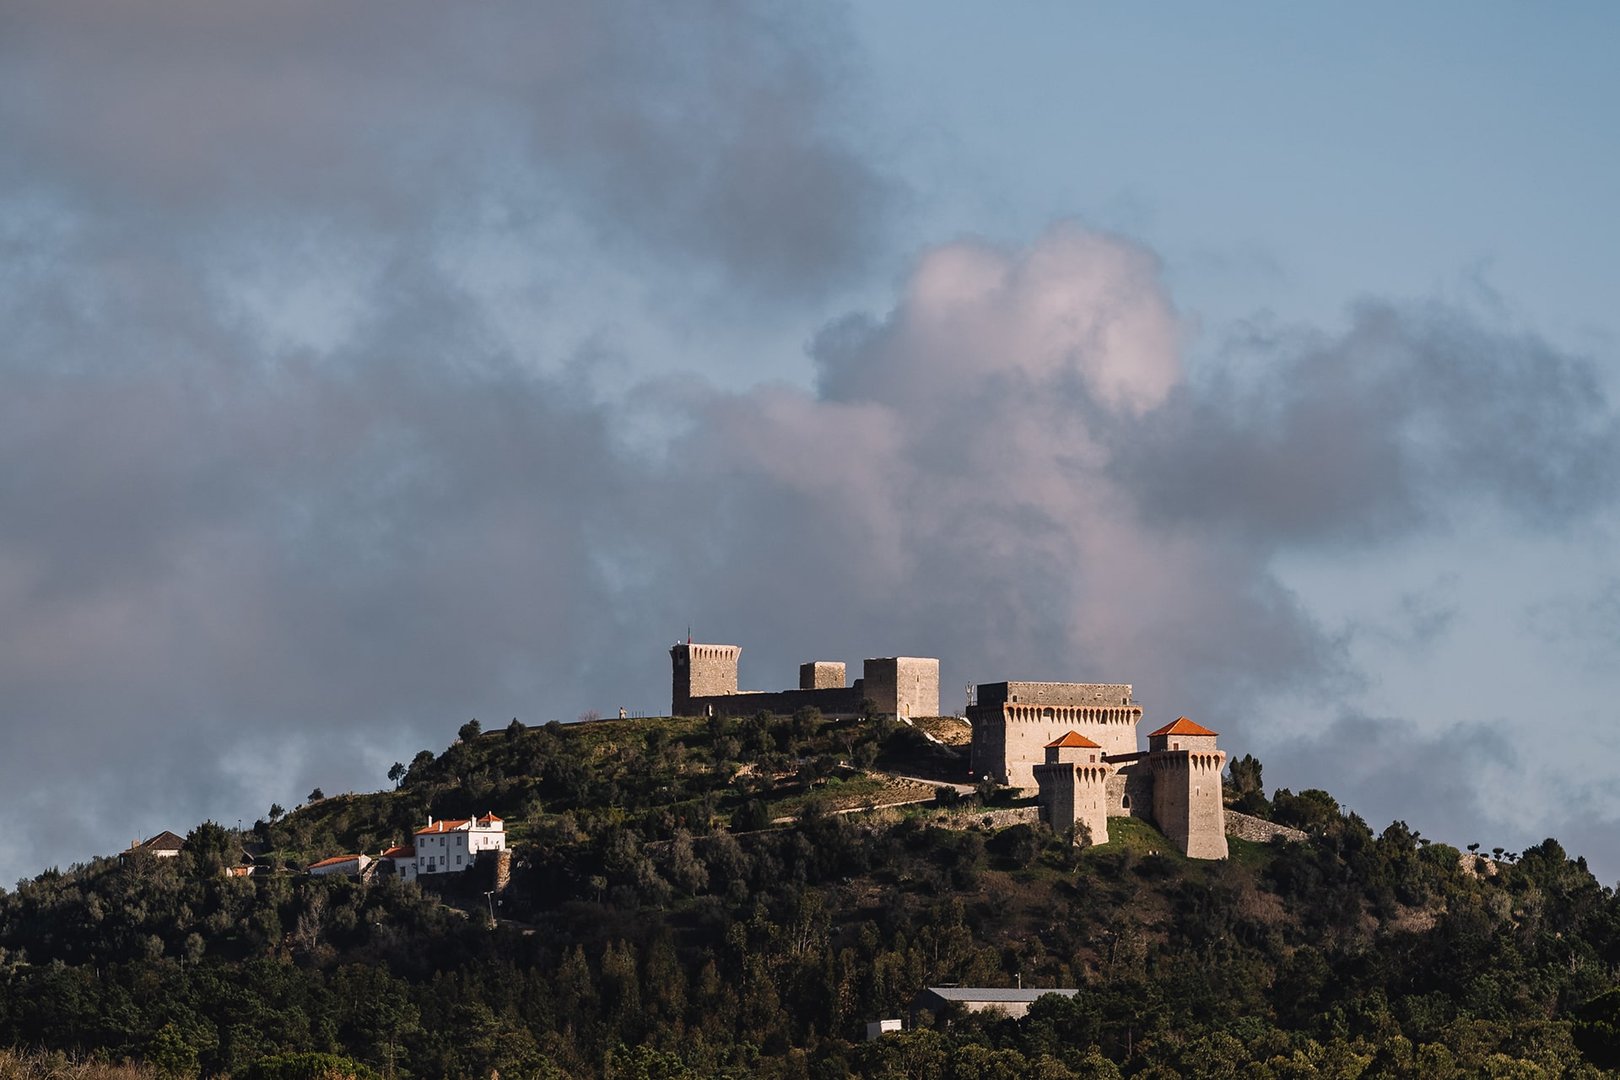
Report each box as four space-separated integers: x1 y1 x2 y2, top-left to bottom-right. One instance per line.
378 844 417 882
413 813 504 877
308 853 371 878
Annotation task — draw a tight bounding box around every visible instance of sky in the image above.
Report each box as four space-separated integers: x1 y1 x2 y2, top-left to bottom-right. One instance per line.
3 2 1620 886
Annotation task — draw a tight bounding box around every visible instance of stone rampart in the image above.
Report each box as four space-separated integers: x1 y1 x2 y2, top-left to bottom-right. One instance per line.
1223 811 1306 844
689 684 866 719
975 682 1134 708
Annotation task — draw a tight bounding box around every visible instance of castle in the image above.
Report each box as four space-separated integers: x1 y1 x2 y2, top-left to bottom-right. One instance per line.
670 641 939 720
671 643 1230 860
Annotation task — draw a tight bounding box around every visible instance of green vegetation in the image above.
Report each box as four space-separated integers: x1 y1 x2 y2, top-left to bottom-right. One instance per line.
2 712 1619 1078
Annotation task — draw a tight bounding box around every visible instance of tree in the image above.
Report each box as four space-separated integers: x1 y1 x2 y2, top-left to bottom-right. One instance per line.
458 719 482 742
1227 753 1268 814
185 820 236 876
386 762 406 788
307 788 325 803
268 803 285 822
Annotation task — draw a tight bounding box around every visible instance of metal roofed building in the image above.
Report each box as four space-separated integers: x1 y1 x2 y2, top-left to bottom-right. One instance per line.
911 986 1080 1020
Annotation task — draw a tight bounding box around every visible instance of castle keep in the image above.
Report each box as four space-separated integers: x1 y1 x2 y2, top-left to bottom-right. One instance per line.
671 642 939 719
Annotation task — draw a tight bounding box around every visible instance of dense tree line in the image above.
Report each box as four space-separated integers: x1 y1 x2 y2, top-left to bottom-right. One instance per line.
3 714 1620 1077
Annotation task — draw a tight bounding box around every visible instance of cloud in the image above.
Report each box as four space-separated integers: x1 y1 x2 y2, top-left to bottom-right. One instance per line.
4 5 1620 887
1115 302 1620 547
1523 578 1620 672
0 1 893 302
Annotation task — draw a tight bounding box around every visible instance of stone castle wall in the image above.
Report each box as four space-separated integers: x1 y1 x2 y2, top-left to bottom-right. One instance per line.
672 644 937 719
975 682 1134 708
1106 758 1155 819
688 684 866 720
1224 811 1306 844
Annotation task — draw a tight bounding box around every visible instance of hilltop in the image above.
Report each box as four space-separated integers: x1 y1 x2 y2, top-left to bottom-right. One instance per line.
3 708 1620 1079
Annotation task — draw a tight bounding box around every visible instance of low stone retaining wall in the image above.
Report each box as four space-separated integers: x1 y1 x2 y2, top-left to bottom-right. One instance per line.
1225 811 1307 844
926 805 1041 829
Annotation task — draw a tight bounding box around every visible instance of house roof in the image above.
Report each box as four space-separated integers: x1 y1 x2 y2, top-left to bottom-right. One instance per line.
380 845 415 859
1147 716 1218 738
137 831 186 851
920 987 1080 1003
1044 731 1101 749
415 819 470 835
308 854 365 870
416 813 504 835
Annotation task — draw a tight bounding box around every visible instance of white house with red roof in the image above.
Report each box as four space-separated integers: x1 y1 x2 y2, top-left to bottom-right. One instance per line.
308 853 371 878
378 844 417 882
412 812 504 877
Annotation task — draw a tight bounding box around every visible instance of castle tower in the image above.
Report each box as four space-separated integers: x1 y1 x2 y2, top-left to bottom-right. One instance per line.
862 657 940 718
1033 732 1114 846
1146 717 1227 860
670 642 741 717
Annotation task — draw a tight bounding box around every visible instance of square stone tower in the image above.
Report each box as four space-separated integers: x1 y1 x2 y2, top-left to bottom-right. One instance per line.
799 661 846 690
1147 717 1228 860
861 657 940 718
1034 732 1114 846
670 642 741 717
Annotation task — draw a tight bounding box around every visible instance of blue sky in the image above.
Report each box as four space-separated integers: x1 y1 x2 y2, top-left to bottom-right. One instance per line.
2 2 1618 885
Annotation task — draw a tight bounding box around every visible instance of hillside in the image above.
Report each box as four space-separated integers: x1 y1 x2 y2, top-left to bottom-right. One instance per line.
3 709 1620 1079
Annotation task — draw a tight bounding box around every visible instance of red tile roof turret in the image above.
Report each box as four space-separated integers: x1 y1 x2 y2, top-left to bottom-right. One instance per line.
1044 731 1102 749
1147 717 1218 738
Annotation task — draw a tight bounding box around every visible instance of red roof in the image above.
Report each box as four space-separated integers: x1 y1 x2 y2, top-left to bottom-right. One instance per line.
1147 717 1218 738
415 814 504 836
380 845 415 859
415 819 470 835
308 854 364 870
1045 731 1102 749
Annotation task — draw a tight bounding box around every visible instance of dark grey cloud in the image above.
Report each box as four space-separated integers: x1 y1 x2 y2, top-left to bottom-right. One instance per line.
0 1 892 301
1115 301 1620 547
1267 710 1620 882
1264 711 1516 843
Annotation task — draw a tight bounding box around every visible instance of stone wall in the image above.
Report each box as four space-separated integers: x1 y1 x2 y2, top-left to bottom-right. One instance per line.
688 684 867 720
975 682 1134 708
1224 811 1307 844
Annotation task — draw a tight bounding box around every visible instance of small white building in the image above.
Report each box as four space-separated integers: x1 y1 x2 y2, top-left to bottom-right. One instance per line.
308 853 371 878
413 813 505 877
378 844 417 882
